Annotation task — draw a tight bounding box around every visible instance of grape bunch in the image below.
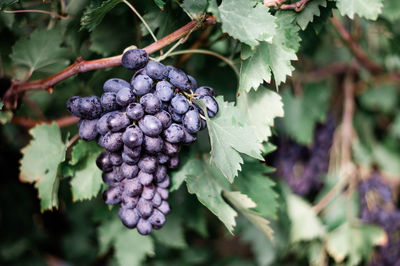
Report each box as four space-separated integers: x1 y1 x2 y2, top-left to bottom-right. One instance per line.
66 48 219 235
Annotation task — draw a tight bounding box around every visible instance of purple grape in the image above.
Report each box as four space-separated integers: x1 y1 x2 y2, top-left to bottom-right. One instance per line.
140 93 162 114
120 163 139 179
188 75 198 91
145 61 167 80
195 86 216 97
154 110 172 129
106 111 130 132
101 92 118 112
142 184 156 200
121 195 139 209
143 135 164 154
138 155 158 173
124 178 143 197
126 103 144 121
152 192 162 207
96 151 113 172
157 200 170 215
131 74 153 96
103 78 130 93
67 96 81 117
99 131 123 152
138 170 153 186
163 123 184 143
155 165 167 182
183 108 201 133
138 115 162 137
157 187 169 200
122 152 139 165
157 153 169 164
121 49 149 70
198 95 218 117
122 125 143 148
163 141 180 156
137 198 153 218
168 154 179 169
96 112 111 135
109 152 123 166
123 145 142 158
182 127 197 145
171 94 189 115
157 175 170 189
103 186 122 205
168 68 191 92
149 209 166 228
119 207 140 228
78 96 102 119
78 119 98 141
116 87 134 106
137 218 152 235
155 80 174 102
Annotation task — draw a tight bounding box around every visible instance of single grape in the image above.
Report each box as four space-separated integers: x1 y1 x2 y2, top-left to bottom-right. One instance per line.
168 105 183 123
99 131 123 152
124 178 143 197
120 162 139 179
79 96 102 119
157 175 170 189
103 185 122 205
138 155 158 173
155 165 167 182
163 65 174 79
121 49 149 70
107 111 130 132
142 184 156 200
78 119 98 141
149 209 166 228
168 68 191 92
123 145 142 159
137 218 152 235
145 61 167 80
182 108 201 134
188 75 198 91
116 87 134 106
154 110 172 129
163 141 180 156
163 123 185 143
131 74 153 96
121 195 139 209
168 154 179 169
119 207 140 228
131 67 147 81
104 78 130 93
122 152 139 165
109 152 123 166
182 127 197 145
122 125 143 148
157 187 169 200
67 96 81 117
157 153 169 165
157 200 170 215
138 170 154 186
138 115 163 137
171 94 189 114
143 135 164 154
137 198 153 218
198 95 218 117
101 92 118 112
140 93 162 114
195 86 216 97
152 192 162 207
155 80 174 102
96 112 111 135
96 151 113 172
126 102 144 121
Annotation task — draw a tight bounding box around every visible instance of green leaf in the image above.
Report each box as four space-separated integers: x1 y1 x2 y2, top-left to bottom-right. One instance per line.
19 123 67 211
182 152 237 233
373 144 400 174
70 140 102 165
237 87 284 142
224 191 274 240
80 0 123 31
239 12 299 92
279 82 332 145
336 0 383 20
153 0 165 9
207 0 221 20
182 0 207 15
381 0 400 22
97 216 155 265
295 0 327 30
390 112 400 139
218 0 276 46
359 85 398 114
202 96 264 182
10 28 70 77
234 160 278 219
287 193 326 243
325 221 386 265
152 212 187 249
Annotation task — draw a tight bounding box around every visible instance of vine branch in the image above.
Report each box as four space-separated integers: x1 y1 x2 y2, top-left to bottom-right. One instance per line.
3 16 217 109
264 0 310 11
3 9 69 20
11 115 79 128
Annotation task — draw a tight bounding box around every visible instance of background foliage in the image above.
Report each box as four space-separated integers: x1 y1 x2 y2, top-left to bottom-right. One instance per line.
0 0 399 265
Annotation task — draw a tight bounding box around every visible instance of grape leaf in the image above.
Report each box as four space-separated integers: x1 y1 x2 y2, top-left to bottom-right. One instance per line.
295 0 327 30
80 0 123 31
381 0 400 22
239 13 299 92
19 123 68 211
286 193 326 243
325 221 386 265
224 191 273 240
336 0 383 20
10 28 70 77
70 140 102 165
237 87 284 142
181 0 207 14
218 0 276 46
234 160 278 219
201 96 264 182
152 212 187 249
390 112 400 139
181 152 237 233
97 217 155 265
207 0 221 20
153 0 165 10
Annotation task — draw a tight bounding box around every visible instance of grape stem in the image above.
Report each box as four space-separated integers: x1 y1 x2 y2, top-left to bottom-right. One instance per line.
2 9 69 20
2 16 217 109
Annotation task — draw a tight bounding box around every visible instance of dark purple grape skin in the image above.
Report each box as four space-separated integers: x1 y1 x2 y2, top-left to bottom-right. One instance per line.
138 155 158 174
123 145 141 159
157 153 169 164
96 151 113 172
78 96 102 119
103 185 122 205
171 94 189 115
198 95 218 118
126 103 144 121
99 132 123 152
96 112 111 135
119 207 140 228
122 125 143 148
188 75 198 91
183 108 201 134
101 92 118 112
195 86 216 97
155 165 167 182
157 175 170 189
155 80 174 102
137 218 152 235
152 192 162 207
140 93 162 114
121 49 149 70
138 115 163 137
168 68 191 92
163 141 180 156
67 96 81 117
168 105 183 123
109 152 123 166
143 135 164 154
78 119 98 141
157 187 169 200
142 184 156 200
138 170 153 186
122 152 139 165
149 209 166 228
131 74 153 96
124 178 143 197
121 195 139 209
137 198 153 218
157 200 170 215
107 111 130 132
145 61 167 80
168 155 179 169
116 87 134 107
163 123 185 143
120 163 139 179
182 128 197 145
104 78 130 93
154 110 172 129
